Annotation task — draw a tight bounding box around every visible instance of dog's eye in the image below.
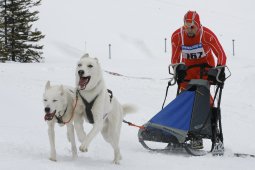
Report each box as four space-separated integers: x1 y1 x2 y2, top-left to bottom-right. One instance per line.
53 100 58 102
78 63 82 67
44 99 47 102
88 64 93 68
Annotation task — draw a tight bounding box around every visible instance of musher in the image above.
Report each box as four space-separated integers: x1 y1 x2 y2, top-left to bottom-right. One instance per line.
170 10 227 149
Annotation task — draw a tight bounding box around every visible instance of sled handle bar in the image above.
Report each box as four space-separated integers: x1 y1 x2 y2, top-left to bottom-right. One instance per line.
214 65 231 84
168 63 231 85
167 63 186 86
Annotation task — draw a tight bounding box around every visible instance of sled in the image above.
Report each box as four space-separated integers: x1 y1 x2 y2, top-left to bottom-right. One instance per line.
138 64 230 156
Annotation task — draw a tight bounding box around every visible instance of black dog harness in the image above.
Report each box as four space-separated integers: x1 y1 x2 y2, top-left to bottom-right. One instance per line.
77 89 113 124
55 107 68 124
55 89 75 124
107 89 113 102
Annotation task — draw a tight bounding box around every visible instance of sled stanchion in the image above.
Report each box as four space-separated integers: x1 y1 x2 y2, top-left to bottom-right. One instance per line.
176 85 181 96
162 81 171 109
217 86 224 143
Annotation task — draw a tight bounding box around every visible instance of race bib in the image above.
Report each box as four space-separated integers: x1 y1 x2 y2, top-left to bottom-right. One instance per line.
181 43 206 60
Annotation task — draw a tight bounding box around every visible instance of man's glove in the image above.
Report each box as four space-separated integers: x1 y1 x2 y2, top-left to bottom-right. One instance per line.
175 64 187 83
208 65 225 84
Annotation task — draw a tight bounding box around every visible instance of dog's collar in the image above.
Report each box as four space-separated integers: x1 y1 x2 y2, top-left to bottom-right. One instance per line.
55 106 68 124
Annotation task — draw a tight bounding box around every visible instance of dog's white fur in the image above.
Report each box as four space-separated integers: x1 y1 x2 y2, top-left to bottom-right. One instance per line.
43 81 77 161
74 54 131 164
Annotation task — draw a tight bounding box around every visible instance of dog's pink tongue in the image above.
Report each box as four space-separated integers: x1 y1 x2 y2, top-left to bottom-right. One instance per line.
79 77 89 88
44 112 54 121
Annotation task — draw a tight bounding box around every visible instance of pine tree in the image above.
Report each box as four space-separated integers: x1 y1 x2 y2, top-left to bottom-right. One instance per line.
0 0 44 63
0 0 8 62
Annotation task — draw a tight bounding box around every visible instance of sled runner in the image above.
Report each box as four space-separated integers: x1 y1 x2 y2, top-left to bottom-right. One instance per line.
138 63 230 156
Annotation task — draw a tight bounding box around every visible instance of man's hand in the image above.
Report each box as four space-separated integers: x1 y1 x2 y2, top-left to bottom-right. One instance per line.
208 65 226 84
175 64 187 83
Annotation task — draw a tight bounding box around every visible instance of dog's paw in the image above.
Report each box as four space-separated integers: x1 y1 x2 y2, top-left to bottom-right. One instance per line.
112 155 122 164
49 157 57 162
79 145 88 152
112 159 120 165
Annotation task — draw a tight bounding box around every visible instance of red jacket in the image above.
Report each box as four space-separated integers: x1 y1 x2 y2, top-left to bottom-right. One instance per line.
171 26 226 66
171 26 227 83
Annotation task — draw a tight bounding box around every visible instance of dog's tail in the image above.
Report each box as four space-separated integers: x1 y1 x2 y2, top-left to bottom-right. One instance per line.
122 104 137 116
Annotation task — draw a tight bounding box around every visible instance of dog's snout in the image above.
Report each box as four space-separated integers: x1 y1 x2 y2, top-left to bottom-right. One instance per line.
78 70 84 76
45 107 50 113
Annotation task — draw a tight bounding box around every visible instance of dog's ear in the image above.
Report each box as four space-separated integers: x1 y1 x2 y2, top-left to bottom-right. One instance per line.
60 85 64 96
81 53 89 59
45 81 51 90
94 57 99 63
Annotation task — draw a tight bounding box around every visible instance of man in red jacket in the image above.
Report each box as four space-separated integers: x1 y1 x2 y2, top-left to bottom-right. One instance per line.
170 11 227 149
171 10 227 90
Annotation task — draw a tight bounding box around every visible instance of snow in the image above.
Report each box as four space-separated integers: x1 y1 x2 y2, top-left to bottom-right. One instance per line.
1 0 255 169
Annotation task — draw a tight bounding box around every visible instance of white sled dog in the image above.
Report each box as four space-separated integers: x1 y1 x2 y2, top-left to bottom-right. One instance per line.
74 54 135 164
43 81 77 161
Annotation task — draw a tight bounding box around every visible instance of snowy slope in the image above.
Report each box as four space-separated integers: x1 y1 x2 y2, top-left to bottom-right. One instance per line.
1 0 255 169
